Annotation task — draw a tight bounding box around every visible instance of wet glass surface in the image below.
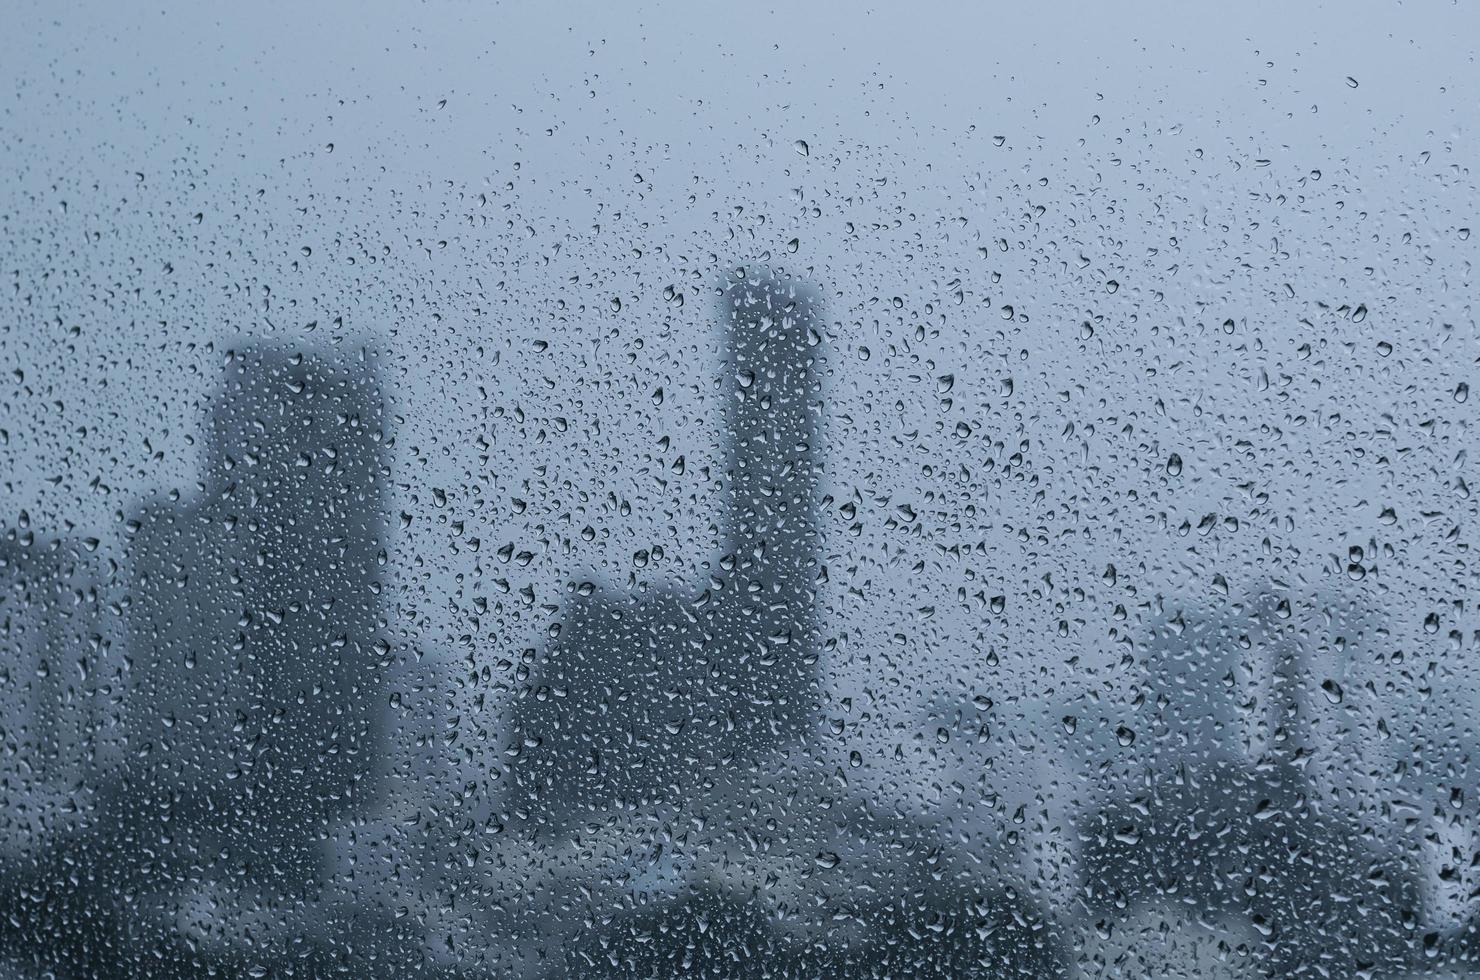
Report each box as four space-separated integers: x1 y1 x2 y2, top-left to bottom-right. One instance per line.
3 3 1480 976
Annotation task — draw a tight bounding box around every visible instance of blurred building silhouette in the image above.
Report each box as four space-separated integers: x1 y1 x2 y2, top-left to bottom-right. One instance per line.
123 345 391 885
505 269 827 828
0 346 407 978
1078 588 1425 977
0 527 125 861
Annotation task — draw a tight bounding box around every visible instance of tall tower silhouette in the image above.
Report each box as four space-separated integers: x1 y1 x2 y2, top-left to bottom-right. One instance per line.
125 346 391 884
0 347 399 978
506 268 827 827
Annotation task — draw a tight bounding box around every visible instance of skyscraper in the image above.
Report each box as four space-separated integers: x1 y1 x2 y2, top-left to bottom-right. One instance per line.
506 268 827 828
125 345 391 886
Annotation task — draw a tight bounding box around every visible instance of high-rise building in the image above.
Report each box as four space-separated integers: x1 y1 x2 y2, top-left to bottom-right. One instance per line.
125 346 391 884
505 269 827 828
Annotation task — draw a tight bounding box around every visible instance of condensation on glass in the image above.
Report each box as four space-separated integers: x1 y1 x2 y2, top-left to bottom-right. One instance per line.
2 3 1478 977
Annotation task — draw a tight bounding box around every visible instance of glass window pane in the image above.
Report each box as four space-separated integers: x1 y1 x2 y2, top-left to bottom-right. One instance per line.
2 3 1477 976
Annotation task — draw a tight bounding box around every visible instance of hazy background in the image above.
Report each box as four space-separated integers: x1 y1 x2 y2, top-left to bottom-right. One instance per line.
3 2 1480 976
